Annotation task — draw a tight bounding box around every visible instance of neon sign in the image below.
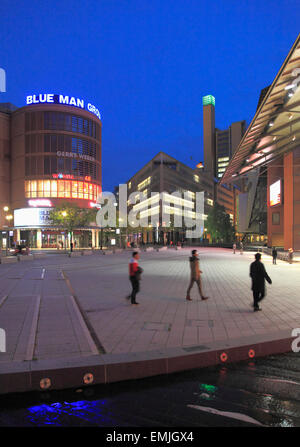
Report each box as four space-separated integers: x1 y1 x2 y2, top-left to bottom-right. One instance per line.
52 173 74 180
28 199 52 207
26 94 101 120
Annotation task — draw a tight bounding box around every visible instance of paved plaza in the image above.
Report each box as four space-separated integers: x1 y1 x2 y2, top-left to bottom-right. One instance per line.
0 247 299 393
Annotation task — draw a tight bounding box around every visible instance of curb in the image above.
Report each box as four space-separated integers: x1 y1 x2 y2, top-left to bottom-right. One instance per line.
0 330 294 395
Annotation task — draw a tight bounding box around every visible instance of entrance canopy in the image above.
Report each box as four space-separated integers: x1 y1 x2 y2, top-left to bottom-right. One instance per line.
221 34 300 184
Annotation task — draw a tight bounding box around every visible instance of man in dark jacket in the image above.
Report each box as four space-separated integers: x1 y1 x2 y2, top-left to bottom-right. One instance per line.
250 253 272 312
272 247 277 264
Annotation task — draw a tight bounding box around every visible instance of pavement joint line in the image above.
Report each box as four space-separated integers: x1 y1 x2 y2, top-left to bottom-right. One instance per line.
0 295 8 309
61 270 106 355
68 295 99 355
12 295 40 362
25 295 41 361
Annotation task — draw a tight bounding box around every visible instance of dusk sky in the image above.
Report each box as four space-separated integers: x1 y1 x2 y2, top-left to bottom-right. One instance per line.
1 1 299 191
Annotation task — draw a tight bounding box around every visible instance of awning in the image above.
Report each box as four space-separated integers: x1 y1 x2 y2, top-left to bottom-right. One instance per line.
221 33 300 184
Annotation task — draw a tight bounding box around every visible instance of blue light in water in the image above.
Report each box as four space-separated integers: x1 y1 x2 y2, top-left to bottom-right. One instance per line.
27 399 113 426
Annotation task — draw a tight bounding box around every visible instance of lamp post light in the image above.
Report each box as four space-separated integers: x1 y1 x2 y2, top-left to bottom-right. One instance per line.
5 213 13 256
3 206 12 256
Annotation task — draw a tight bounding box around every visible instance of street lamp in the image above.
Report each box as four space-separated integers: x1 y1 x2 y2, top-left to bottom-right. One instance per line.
5 212 13 256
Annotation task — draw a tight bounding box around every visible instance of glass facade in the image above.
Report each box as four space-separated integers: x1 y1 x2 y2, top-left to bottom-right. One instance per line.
24 109 101 183
25 111 100 139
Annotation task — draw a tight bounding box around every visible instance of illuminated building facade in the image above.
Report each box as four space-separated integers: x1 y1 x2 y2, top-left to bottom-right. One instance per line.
0 96 102 249
221 33 300 250
125 152 213 245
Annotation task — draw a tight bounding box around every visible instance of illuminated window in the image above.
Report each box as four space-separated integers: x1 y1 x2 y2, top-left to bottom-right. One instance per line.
137 176 151 190
58 180 65 198
84 183 89 199
43 180 51 197
25 181 30 198
25 180 99 201
72 182 78 198
65 181 71 198
194 175 199 183
218 157 229 162
51 180 57 197
186 191 196 199
31 180 37 198
89 183 93 200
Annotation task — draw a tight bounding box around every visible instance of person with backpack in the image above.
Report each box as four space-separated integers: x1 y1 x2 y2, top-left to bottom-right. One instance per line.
127 251 143 305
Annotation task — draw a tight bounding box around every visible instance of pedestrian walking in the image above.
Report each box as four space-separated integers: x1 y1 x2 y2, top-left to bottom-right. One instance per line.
186 250 209 301
127 251 143 305
240 242 244 255
250 253 272 312
288 248 293 264
272 247 277 265
233 243 236 254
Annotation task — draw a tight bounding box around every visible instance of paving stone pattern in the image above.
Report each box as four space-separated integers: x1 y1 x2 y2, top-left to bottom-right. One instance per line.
0 248 299 364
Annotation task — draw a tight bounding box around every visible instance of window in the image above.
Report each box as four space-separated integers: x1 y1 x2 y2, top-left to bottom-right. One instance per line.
25 180 100 201
44 156 50 174
137 176 151 190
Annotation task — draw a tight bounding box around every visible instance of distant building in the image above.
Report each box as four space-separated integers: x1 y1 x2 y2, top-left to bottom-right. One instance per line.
124 152 213 245
202 94 245 228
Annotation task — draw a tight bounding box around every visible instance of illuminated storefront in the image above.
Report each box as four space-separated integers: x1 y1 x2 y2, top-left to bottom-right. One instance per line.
0 94 102 249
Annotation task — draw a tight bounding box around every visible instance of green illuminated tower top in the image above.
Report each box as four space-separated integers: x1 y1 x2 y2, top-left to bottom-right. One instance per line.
202 95 215 107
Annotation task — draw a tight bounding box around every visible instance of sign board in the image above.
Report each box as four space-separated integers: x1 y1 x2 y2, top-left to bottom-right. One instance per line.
26 94 101 120
270 180 281 206
14 208 53 227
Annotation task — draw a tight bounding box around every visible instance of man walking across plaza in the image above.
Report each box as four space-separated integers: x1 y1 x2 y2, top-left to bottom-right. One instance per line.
127 251 143 305
250 253 272 312
186 250 209 301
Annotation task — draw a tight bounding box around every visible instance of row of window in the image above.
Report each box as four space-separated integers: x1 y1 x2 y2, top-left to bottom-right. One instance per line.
44 112 99 138
25 180 100 201
25 134 100 160
25 111 101 139
25 155 100 180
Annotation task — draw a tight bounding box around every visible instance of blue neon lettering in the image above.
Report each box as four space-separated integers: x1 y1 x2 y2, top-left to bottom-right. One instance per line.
26 93 101 119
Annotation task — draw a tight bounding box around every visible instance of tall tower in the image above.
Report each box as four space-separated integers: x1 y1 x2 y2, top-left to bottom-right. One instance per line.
202 95 216 177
